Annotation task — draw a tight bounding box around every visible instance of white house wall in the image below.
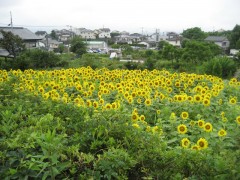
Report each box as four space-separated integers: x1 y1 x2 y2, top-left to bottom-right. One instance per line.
167 41 181 47
99 32 111 38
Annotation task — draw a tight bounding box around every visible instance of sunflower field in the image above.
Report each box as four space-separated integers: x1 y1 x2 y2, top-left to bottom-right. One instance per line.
0 67 240 179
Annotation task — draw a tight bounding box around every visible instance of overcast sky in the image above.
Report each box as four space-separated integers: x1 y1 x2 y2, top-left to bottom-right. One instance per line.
0 0 239 34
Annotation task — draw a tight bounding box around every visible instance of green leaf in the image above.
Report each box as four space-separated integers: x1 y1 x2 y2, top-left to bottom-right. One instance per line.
9 168 17 175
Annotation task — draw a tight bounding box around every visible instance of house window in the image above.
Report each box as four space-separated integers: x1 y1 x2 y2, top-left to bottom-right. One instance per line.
222 42 227 47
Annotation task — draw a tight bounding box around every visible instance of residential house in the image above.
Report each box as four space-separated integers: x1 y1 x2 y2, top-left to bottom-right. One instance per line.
75 28 96 39
98 28 111 38
148 32 167 42
138 41 156 49
0 27 42 49
204 36 230 50
165 32 181 47
114 33 145 44
148 33 160 42
129 33 145 43
114 35 133 44
55 29 73 43
138 41 150 49
40 36 63 51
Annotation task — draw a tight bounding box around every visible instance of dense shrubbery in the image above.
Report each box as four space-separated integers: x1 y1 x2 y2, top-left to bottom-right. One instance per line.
202 56 237 79
0 49 68 70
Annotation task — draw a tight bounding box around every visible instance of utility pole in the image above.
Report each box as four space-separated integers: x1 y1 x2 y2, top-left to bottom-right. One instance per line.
156 28 160 42
10 11 13 32
141 27 144 35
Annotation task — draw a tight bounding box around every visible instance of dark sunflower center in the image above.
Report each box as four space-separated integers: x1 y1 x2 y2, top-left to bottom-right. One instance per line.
199 141 204 147
180 127 185 131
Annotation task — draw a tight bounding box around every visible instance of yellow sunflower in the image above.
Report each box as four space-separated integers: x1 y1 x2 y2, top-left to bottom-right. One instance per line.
190 120 195 127
191 145 200 150
181 138 190 148
236 116 240 125
229 97 237 105
105 103 112 110
197 138 208 150
144 98 152 106
194 94 202 103
93 101 99 109
204 122 213 132
156 109 161 115
198 119 205 128
218 129 227 137
181 112 189 120
132 123 140 129
111 102 118 109
86 99 92 107
99 98 104 105
177 124 188 134
137 98 142 104
131 113 139 122
202 98 210 106
139 115 146 121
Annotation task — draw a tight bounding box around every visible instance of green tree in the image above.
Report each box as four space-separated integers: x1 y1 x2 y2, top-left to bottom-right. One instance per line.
235 39 240 49
111 44 121 49
182 27 206 41
205 42 222 56
20 49 62 69
50 30 57 40
0 30 25 59
121 45 133 56
161 43 175 60
159 43 183 65
70 36 87 57
144 58 156 70
230 25 240 49
145 49 154 57
182 40 213 63
157 40 169 50
58 44 65 54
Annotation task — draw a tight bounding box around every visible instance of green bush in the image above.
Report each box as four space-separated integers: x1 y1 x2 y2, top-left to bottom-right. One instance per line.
94 148 136 179
6 49 66 70
202 56 237 79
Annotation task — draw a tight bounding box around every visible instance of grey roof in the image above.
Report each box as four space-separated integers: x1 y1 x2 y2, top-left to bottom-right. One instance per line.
130 33 143 37
0 27 42 40
35 31 47 36
41 37 62 45
99 28 110 32
205 36 228 42
81 29 94 33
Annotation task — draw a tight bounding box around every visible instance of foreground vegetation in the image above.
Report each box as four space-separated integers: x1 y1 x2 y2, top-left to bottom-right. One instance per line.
0 67 240 179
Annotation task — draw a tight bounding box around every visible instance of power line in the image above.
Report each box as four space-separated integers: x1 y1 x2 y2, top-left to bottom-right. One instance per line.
0 22 67 28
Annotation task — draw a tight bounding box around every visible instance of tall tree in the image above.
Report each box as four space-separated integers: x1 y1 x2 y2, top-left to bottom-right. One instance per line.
70 36 87 57
182 40 213 63
50 30 58 40
0 30 25 59
157 40 169 50
182 27 206 41
230 24 240 49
